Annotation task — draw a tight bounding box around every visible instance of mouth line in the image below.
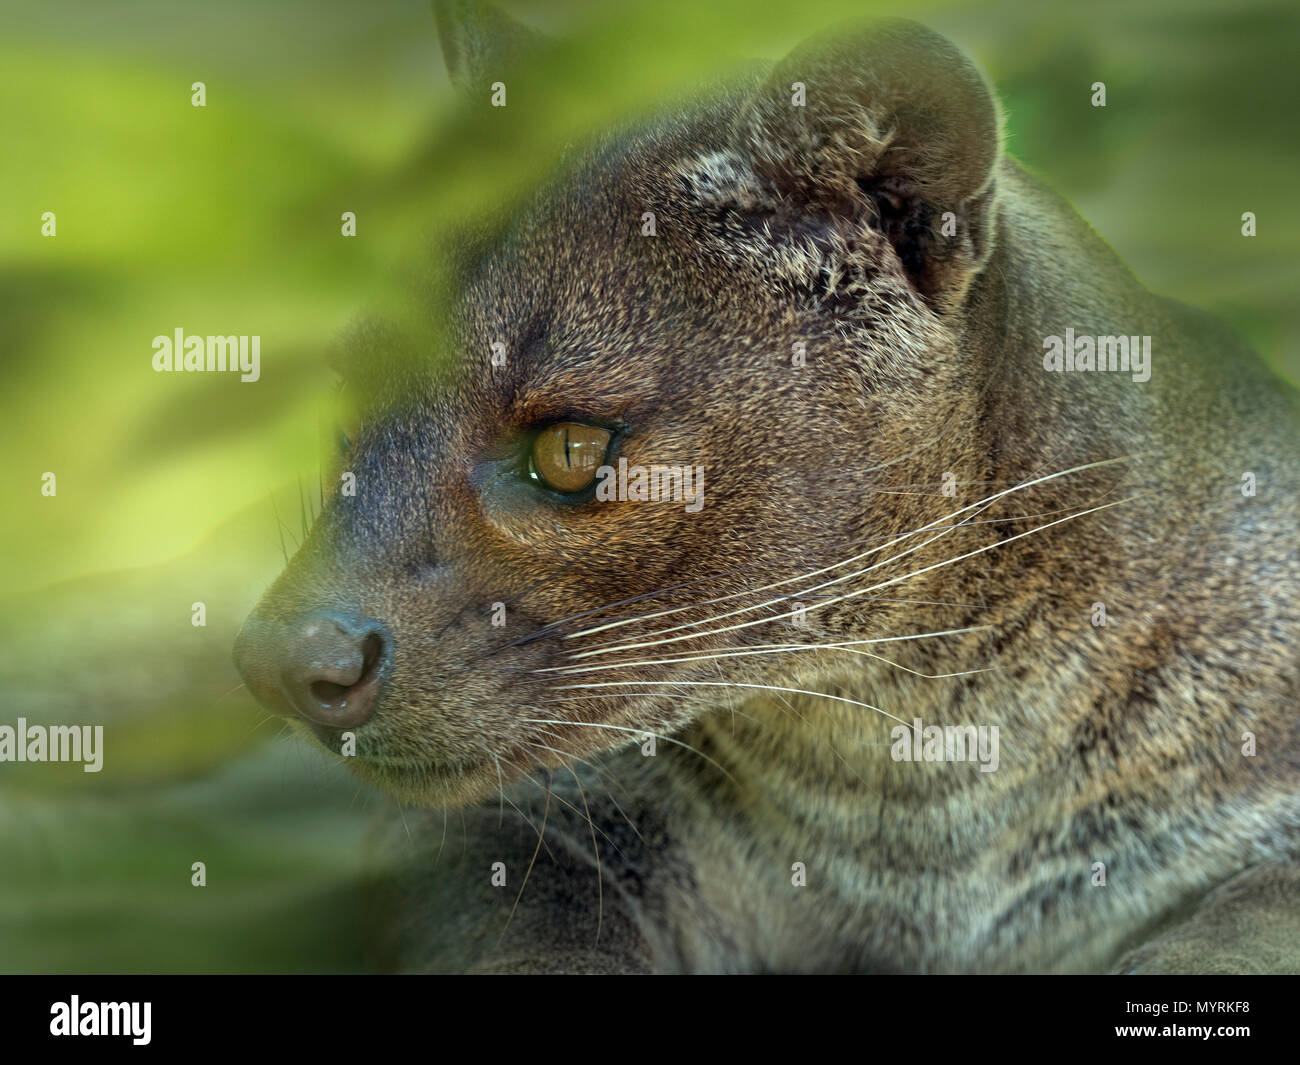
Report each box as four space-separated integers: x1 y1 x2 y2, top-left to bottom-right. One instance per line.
350 754 433 770
344 751 524 807
339 739 563 800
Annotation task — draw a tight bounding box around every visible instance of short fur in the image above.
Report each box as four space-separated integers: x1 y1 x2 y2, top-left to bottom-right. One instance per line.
236 7 1300 973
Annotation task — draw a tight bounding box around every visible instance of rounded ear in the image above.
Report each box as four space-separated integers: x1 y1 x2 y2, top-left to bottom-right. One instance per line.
434 0 547 95
734 19 1001 311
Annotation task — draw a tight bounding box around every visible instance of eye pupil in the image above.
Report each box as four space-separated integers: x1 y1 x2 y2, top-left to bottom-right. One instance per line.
531 422 611 494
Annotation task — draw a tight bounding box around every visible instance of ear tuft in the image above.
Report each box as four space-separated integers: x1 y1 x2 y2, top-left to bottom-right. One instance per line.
735 19 1001 311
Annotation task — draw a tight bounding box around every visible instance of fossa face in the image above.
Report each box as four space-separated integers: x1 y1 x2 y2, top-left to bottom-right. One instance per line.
235 20 1000 807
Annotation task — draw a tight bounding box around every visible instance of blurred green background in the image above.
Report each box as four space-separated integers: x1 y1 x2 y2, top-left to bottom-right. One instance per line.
1 0 1296 971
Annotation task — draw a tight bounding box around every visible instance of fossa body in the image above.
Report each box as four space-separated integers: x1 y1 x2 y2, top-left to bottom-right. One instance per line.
235 6 1300 973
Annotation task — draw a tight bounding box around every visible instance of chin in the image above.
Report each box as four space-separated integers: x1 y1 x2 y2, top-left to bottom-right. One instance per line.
346 758 490 807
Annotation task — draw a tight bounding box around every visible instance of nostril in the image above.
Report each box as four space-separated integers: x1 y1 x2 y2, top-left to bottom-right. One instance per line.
236 609 393 728
308 632 385 708
253 612 392 730
310 679 351 703
360 632 384 674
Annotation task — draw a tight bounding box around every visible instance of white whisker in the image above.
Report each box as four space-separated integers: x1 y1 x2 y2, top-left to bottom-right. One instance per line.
522 715 738 782
534 625 990 675
569 493 1141 660
562 455 1137 644
547 679 913 727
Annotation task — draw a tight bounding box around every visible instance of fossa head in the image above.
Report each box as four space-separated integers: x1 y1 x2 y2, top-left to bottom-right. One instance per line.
234 9 1003 805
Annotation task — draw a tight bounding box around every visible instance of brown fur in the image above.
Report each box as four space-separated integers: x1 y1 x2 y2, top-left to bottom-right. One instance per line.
237 8 1300 973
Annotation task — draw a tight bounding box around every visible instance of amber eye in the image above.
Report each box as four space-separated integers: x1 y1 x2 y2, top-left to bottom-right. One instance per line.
529 422 612 493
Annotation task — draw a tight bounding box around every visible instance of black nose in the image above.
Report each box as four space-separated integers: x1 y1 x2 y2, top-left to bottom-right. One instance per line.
234 610 391 729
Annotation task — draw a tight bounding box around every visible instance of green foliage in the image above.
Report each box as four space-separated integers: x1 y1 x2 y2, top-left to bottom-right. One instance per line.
1 0 1296 972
